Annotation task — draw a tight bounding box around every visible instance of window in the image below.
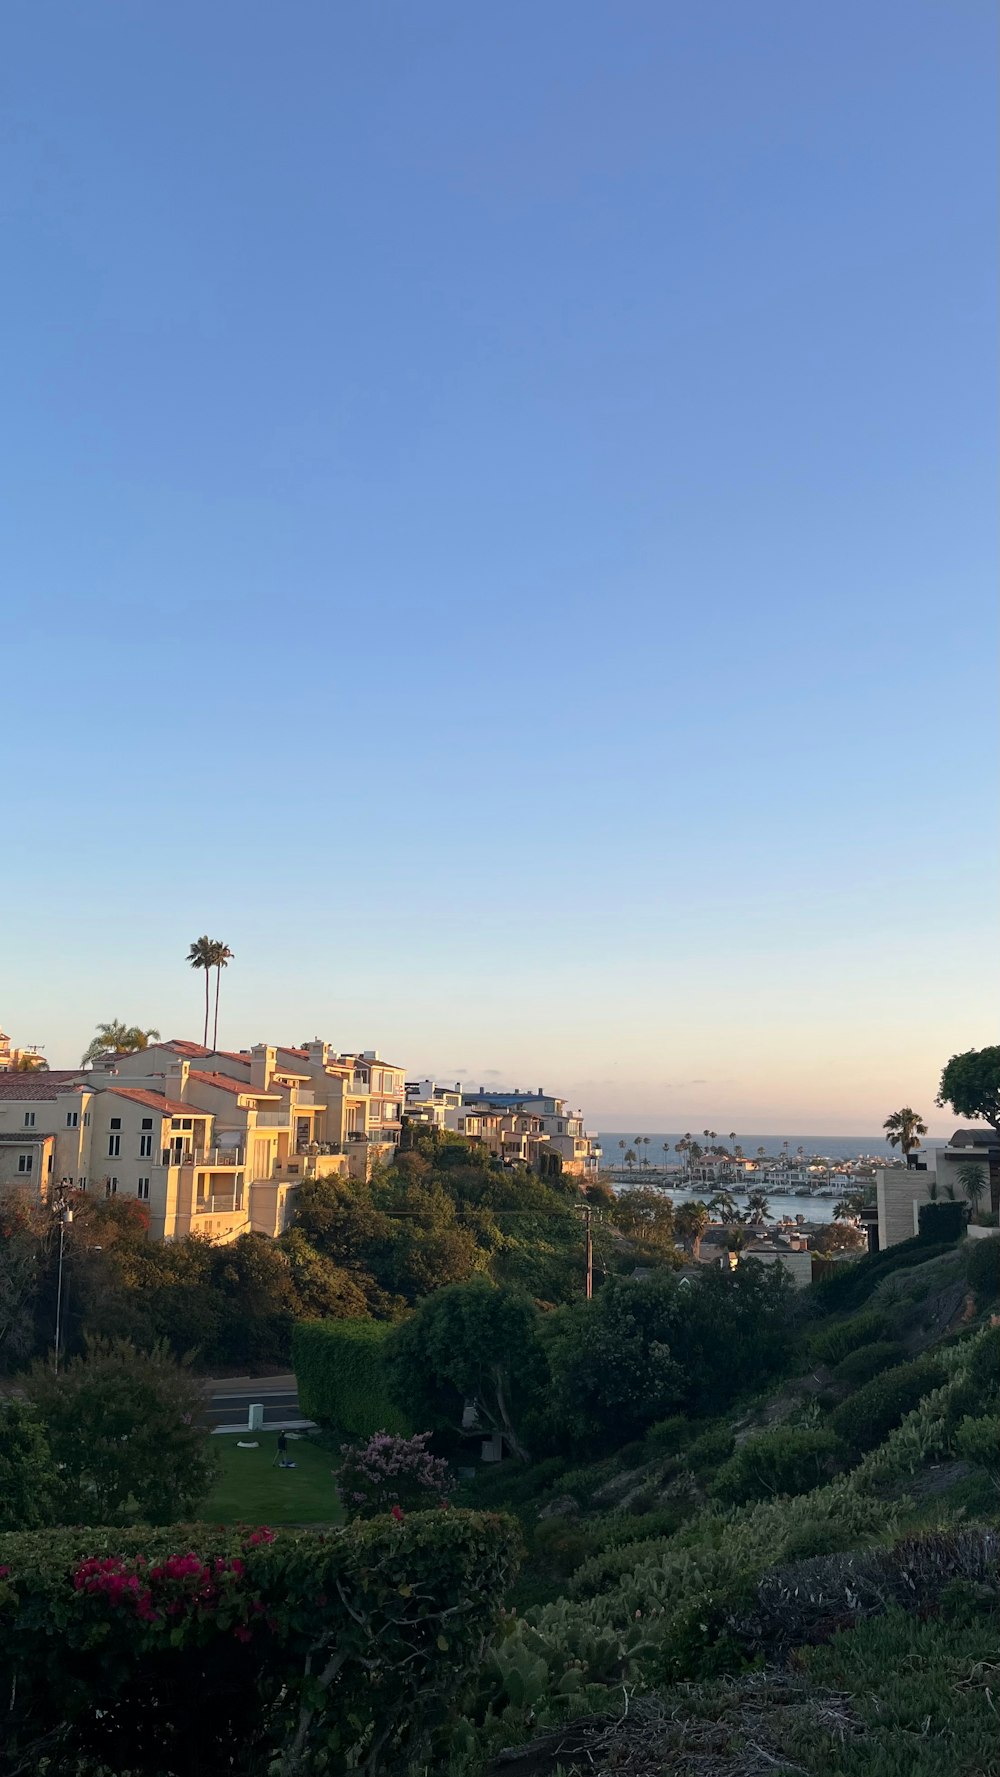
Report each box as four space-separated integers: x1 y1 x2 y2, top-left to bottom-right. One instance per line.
23 1112 35 1128
139 1134 153 1157
17 1155 32 1174
171 1118 181 1130
65 1110 79 1129
110 1117 122 1130
141 1117 153 1130
106 1178 118 1196
108 1134 121 1157
137 1177 150 1201
181 1118 192 1131
78 1177 87 1190
83 1112 91 1127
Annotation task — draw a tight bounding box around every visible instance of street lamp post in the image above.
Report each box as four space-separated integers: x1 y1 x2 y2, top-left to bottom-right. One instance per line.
53 1205 73 1375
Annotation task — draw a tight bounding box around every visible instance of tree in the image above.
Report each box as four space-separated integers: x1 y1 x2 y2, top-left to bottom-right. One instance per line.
187 936 215 1047
210 939 234 1050
882 1106 928 1159
746 1188 770 1223
542 1273 687 1450
385 1280 544 1462
707 1189 741 1224
11 1052 47 1072
0 1399 59 1529
624 1147 637 1174
813 1220 865 1255
25 1338 217 1524
674 1200 710 1259
957 1160 988 1218
607 1185 677 1255
81 1021 161 1067
937 1048 1000 1135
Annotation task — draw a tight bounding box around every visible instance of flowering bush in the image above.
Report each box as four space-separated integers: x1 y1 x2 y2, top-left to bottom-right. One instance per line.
0 1510 518 1774
338 1429 453 1519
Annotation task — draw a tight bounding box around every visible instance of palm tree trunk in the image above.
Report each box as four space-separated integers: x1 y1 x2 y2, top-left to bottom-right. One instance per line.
212 967 221 1051
202 970 209 1048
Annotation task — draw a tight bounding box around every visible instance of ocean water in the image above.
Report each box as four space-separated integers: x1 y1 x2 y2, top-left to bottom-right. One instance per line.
598 1132 939 1163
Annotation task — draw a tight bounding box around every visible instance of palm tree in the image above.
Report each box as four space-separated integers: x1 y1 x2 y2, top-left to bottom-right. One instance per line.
81 1021 161 1067
957 1160 987 1217
662 1140 672 1170
618 1139 627 1173
187 936 215 1047
746 1188 770 1224
708 1188 741 1224
883 1107 928 1162
210 940 234 1051
675 1200 710 1260
624 1148 637 1175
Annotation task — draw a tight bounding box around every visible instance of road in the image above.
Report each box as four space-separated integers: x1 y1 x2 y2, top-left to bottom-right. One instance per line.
203 1376 313 1434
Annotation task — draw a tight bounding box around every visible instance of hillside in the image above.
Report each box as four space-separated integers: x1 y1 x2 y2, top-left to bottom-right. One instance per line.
446 1232 1000 1777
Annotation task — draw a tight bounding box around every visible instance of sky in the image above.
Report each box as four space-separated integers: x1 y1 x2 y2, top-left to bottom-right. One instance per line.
2 1 996 1133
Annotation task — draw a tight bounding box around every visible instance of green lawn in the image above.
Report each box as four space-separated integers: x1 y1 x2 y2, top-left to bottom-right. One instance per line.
203 1433 343 1527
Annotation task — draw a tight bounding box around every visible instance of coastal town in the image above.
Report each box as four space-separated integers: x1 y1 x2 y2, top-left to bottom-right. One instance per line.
2 1006 995 1287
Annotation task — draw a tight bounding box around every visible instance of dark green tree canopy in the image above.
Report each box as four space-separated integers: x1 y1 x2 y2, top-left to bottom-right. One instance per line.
937 1047 1000 1134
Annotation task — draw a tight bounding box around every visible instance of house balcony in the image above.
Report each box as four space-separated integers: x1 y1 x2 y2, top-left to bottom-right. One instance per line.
251 1111 291 1129
193 1193 243 1216
165 1148 245 1168
273 1152 347 1183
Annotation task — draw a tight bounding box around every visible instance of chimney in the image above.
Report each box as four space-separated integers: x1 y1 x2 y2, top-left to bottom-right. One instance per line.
251 1045 276 1092
164 1059 189 1101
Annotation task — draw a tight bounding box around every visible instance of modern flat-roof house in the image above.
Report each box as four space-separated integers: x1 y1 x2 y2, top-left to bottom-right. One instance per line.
875 1129 1000 1249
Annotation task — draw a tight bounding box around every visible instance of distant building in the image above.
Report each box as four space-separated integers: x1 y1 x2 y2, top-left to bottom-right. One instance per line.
458 1087 601 1179
0 1024 47 1073
876 1130 999 1248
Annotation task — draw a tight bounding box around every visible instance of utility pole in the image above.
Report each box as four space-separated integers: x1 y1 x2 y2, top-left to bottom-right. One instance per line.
583 1203 593 1300
53 1205 73 1376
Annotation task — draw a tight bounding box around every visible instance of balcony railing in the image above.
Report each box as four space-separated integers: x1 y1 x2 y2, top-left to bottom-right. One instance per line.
194 1194 242 1215
165 1148 245 1168
251 1111 291 1129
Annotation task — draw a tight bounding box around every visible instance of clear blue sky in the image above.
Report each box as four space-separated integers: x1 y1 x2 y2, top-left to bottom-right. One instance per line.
3 1 996 1132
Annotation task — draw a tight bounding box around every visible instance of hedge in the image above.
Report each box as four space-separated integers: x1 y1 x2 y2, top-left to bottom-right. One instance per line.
0 1510 518 1775
918 1200 965 1243
293 1318 412 1436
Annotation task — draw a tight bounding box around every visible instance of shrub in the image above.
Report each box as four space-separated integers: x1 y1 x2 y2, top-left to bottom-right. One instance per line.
808 1310 888 1367
710 1428 844 1505
965 1233 1000 1302
0 1510 519 1775
829 1355 947 1456
293 1319 411 1436
918 1201 966 1243
954 1415 1000 1489
684 1427 735 1474
338 1431 452 1519
24 1338 216 1526
644 1414 694 1456
832 1341 908 1387
0 1401 59 1531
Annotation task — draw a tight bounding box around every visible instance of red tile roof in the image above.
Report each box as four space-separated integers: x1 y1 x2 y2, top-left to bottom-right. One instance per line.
167 1041 251 1068
280 1047 310 1060
188 1069 280 1099
0 1070 86 1099
106 1087 200 1116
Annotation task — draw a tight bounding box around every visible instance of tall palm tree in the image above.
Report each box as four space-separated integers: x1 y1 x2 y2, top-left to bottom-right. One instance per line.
707 1188 741 1224
624 1148 637 1174
210 940 234 1051
81 1021 161 1067
187 936 215 1047
675 1200 710 1260
618 1139 627 1172
746 1188 770 1224
882 1107 928 1161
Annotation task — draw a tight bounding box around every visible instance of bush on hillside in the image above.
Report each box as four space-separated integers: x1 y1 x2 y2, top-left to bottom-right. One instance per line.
0 1400 59 1531
0 1511 518 1775
965 1233 1000 1302
832 1341 909 1387
644 1415 694 1457
918 1201 966 1244
810 1238 954 1315
954 1415 1000 1490
337 1431 452 1519
829 1355 947 1456
808 1310 889 1367
710 1428 844 1505
684 1426 736 1475
293 1319 411 1436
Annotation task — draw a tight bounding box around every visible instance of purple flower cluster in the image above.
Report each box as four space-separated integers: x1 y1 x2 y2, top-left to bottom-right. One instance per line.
337 1431 453 1520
